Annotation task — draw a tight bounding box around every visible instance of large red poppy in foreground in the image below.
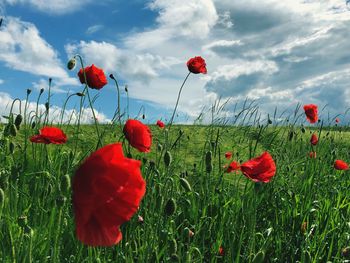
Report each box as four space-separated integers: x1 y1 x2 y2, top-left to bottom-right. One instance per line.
123 119 152 152
72 143 146 246
240 152 276 183
30 126 67 144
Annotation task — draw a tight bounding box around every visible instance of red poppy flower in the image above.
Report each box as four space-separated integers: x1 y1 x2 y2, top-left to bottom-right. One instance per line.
334 160 349 170
225 161 240 173
72 143 146 246
303 104 318 124
219 246 225 256
123 119 152 153
78 64 108 90
156 120 165 128
187 56 207 74
310 133 318 146
336 118 340 123
30 126 67 144
225 151 232 159
240 152 276 183
309 151 317 158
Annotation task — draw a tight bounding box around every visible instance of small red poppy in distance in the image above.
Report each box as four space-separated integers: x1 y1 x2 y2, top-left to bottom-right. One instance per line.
30 126 67 144
303 104 318 124
219 246 225 256
309 151 317 158
225 161 240 173
78 64 108 90
187 56 207 74
123 119 152 153
225 151 232 159
156 120 165 128
310 133 318 146
335 118 340 123
334 160 349 170
240 152 276 183
72 143 146 246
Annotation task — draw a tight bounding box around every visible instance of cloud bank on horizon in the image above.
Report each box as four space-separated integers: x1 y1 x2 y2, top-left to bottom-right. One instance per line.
0 0 350 123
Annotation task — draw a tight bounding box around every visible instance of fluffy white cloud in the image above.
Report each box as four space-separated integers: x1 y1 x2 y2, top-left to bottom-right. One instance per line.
0 79 4 85
4 0 96 14
0 91 109 124
86 24 104 35
0 17 78 90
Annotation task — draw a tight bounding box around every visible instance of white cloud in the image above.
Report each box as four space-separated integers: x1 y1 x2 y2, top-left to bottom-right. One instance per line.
0 79 4 85
86 24 104 35
0 17 79 91
0 91 110 124
4 0 96 14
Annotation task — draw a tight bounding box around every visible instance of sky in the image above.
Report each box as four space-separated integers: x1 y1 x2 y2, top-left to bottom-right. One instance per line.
0 0 350 124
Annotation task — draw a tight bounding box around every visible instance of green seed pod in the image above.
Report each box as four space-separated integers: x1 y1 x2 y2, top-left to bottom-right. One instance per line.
288 131 294 141
252 251 265 263
14 114 23 130
18 215 28 228
9 124 17 137
157 143 163 152
164 198 176 216
164 151 172 167
170 253 179 262
9 142 15 154
206 164 213 173
205 151 212 167
301 127 306 133
60 174 71 192
0 188 4 209
56 195 67 208
179 178 192 192
169 238 177 254
67 58 76 70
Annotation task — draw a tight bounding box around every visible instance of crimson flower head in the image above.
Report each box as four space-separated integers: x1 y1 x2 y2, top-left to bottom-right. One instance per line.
72 143 146 246
334 159 349 170
225 151 232 159
219 246 225 256
156 120 165 129
303 104 318 124
335 118 340 123
240 152 276 183
30 126 67 144
123 119 152 153
225 161 240 173
310 133 318 146
78 64 108 90
187 56 207 74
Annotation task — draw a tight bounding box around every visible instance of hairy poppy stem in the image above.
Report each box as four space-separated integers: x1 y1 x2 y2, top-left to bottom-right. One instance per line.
168 72 191 130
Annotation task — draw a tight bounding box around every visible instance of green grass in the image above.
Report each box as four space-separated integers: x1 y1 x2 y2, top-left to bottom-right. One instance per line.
0 122 350 263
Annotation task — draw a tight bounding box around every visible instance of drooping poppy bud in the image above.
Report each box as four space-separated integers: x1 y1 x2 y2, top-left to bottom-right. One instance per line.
67 58 76 70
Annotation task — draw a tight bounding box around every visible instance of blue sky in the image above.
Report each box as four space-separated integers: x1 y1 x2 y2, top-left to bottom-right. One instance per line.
1 0 350 124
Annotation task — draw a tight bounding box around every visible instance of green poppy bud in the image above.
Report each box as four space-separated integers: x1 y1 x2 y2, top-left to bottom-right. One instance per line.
14 114 23 130
67 58 76 70
179 178 192 192
205 151 212 167
164 198 176 216
9 124 17 137
60 174 71 192
9 142 15 154
164 151 172 167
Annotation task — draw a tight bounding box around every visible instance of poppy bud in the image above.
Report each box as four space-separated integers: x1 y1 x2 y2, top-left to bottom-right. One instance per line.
60 174 71 192
0 188 4 209
169 238 177 253
75 92 85 97
40 88 44 95
109 74 115 80
27 89 32 95
142 114 145 119
31 121 36 129
18 215 28 228
267 118 272 125
9 124 17 137
164 151 172 167
125 85 128 92
45 102 49 111
9 142 15 154
14 114 23 130
205 151 212 167
56 195 67 207
164 198 176 216
252 251 265 263
67 58 76 70
183 227 194 238
179 178 192 192
341 247 350 259
206 164 213 173
301 127 306 133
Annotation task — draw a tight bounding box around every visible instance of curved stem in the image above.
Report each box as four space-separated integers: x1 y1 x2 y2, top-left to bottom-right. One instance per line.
59 93 77 126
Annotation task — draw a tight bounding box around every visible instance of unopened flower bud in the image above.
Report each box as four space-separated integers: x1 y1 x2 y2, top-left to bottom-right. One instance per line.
45 102 49 111
14 114 23 130
125 85 128 92
27 89 32 95
9 142 15 154
75 92 85 97
164 198 176 216
179 178 192 192
164 151 172 167
109 74 115 80
60 174 71 192
67 58 76 70
40 88 44 95
9 124 17 137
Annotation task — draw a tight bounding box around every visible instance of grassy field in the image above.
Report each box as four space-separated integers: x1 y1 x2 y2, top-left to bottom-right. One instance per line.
0 120 350 262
